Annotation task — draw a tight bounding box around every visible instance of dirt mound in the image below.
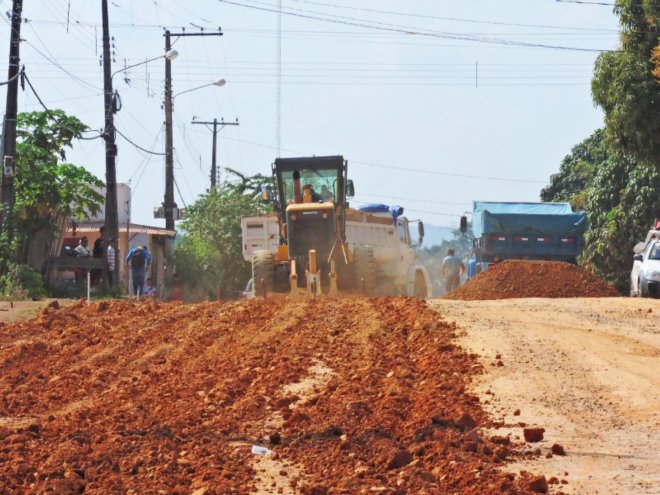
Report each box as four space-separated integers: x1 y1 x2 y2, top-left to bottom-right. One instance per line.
444 260 619 300
0 297 547 494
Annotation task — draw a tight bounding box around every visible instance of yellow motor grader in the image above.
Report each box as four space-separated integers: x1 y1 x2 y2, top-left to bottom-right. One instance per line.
244 155 431 298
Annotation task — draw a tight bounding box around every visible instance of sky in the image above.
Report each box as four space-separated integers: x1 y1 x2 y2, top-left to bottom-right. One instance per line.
0 0 621 229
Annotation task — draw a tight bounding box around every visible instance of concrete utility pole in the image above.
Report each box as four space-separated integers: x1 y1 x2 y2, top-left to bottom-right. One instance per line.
163 29 222 231
0 0 23 242
101 0 119 269
191 117 239 189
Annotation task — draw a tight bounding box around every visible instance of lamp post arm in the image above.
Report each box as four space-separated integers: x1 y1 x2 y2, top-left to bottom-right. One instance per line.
112 51 178 80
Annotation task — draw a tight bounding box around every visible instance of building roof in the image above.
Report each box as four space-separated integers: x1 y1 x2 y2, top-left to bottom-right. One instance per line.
66 221 176 237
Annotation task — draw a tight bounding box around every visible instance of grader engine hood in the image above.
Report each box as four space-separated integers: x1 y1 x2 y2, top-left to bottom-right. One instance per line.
286 202 336 259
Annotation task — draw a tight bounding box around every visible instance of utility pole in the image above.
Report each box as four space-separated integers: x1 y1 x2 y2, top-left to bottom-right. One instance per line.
101 0 119 271
191 117 239 188
0 0 23 242
163 29 222 231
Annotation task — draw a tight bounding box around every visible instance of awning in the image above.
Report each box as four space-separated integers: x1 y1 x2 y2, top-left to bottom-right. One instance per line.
66 221 176 237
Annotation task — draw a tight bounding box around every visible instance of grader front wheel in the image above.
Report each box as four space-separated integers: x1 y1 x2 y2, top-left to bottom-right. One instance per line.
252 250 275 297
354 246 376 296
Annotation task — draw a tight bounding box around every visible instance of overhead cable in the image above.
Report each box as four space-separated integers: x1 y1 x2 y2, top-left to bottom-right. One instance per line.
218 0 611 52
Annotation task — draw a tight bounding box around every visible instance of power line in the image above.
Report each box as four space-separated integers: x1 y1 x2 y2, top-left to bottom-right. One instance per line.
115 128 166 156
218 0 612 52
211 134 548 184
555 0 615 5
292 0 618 32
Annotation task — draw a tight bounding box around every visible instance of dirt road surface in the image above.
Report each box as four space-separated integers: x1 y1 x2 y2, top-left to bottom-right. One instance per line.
430 297 659 495
0 297 560 495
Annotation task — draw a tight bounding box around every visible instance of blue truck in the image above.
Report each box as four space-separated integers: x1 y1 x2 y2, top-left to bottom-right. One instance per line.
461 202 588 278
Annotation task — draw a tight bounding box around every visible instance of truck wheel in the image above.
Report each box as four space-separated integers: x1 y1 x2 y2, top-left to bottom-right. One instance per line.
413 270 428 299
354 246 376 296
252 250 275 297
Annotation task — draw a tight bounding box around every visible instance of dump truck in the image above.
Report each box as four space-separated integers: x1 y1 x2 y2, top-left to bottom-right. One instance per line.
241 156 431 298
460 201 588 277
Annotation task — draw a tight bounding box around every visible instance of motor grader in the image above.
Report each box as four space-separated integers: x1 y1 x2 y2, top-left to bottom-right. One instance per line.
242 155 431 298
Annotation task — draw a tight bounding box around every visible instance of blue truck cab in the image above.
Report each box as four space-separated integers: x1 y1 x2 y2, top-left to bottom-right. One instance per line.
463 202 588 278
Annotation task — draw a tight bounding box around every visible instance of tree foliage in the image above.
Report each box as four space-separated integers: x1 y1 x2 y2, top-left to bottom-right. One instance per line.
542 131 660 291
174 169 272 300
1 110 104 267
540 129 606 210
591 1 660 165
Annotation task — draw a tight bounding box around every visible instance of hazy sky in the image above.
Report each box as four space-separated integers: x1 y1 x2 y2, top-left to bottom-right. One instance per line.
0 0 620 228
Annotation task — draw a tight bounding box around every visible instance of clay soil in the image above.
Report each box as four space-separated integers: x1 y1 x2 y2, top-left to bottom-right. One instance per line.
431 297 659 495
0 297 555 495
444 261 619 300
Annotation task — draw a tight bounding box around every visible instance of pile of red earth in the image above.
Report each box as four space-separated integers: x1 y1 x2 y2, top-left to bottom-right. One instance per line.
0 297 552 494
444 260 620 300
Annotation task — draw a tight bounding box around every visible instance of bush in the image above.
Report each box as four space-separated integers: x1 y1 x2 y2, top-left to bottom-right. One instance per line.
0 263 45 300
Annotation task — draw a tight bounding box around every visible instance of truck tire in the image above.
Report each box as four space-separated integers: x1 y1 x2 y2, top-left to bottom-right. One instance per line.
413 269 428 299
354 246 376 296
252 250 275 297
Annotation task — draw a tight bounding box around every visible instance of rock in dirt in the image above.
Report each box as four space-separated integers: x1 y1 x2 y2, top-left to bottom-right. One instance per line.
387 450 413 470
455 412 477 429
523 428 545 443
551 443 566 455
528 475 549 493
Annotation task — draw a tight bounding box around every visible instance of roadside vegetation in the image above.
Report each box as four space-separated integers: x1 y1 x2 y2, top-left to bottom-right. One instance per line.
542 1 660 292
0 110 103 300
173 169 272 301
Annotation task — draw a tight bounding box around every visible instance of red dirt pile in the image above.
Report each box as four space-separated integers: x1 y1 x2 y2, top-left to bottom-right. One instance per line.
0 297 547 494
444 260 620 300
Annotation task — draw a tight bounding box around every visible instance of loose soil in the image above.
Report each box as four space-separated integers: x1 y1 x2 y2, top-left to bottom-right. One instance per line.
430 297 660 495
444 261 619 300
0 297 550 494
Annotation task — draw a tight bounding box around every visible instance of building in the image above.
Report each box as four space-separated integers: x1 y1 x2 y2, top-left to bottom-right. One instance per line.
54 183 175 296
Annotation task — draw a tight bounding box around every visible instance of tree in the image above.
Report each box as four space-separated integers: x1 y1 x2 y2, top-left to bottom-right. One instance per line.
542 130 660 291
591 1 660 165
174 169 272 300
540 129 606 210
0 110 103 269
584 158 660 290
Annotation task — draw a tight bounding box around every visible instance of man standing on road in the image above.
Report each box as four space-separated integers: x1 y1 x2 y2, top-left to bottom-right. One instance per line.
125 245 151 296
442 249 465 293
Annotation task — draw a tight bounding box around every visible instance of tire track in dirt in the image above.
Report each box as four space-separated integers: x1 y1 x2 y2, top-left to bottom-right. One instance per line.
431 297 659 495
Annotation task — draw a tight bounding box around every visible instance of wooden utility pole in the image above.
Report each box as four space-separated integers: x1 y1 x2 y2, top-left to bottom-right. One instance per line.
163 29 222 231
191 117 239 188
101 0 119 271
0 0 23 242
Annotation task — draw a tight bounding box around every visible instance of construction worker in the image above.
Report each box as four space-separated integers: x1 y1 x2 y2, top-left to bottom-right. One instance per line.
442 249 465 293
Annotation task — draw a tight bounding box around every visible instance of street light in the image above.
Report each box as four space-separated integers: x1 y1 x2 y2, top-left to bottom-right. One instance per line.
111 50 179 80
173 79 227 99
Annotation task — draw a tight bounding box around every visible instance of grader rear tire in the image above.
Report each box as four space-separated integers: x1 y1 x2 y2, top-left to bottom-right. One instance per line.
354 246 376 296
413 269 428 299
252 250 275 297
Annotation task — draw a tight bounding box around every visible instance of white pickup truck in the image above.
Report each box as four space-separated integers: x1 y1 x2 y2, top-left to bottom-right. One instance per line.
630 223 660 298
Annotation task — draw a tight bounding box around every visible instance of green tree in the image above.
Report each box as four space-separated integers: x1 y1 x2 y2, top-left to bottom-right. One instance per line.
174 169 272 300
1 110 103 268
540 129 606 210
591 1 660 165
542 130 660 291
584 158 660 290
